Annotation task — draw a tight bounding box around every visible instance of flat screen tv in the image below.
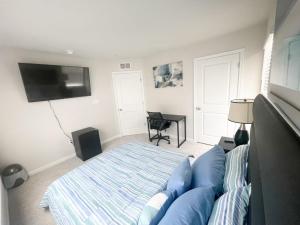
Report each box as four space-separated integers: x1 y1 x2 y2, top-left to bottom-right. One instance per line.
18 63 91 102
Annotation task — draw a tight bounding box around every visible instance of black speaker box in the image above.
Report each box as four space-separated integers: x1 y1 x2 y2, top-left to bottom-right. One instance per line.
71 127 102 161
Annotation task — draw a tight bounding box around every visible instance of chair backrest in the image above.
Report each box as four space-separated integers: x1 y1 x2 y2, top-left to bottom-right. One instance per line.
147 112 164 120
147 112 165 130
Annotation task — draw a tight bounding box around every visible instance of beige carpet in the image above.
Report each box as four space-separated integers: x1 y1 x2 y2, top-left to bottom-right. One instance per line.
8 134 211 225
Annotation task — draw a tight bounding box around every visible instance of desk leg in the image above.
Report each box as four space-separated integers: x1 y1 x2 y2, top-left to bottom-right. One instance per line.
176 121 180 148
147 118 151 141
177 117 187 148
183 117 186 143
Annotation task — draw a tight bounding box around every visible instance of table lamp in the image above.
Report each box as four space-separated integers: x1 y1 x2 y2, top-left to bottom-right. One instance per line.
228 99 254 146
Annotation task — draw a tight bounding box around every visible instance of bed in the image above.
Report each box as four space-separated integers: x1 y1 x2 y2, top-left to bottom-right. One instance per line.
40 142 187 225
42 95 300 225
247 94 300 225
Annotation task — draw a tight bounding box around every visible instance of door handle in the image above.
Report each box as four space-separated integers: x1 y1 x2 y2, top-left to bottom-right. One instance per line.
119 108 123 111
196 107 201 111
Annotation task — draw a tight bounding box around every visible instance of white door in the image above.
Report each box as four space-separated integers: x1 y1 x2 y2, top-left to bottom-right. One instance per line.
113 71 146 136
194 51 241 145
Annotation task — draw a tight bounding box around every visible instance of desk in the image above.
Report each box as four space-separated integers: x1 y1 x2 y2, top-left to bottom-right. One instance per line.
147 114 186 148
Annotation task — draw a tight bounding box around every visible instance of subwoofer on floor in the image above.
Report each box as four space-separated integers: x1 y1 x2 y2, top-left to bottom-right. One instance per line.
71 127 102 161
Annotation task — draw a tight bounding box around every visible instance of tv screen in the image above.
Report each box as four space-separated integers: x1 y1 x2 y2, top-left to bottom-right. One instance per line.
18 63 91 102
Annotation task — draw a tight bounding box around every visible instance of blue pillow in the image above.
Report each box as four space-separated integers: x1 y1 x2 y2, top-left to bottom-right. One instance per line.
138 190 176 225
223 144 249 192
191 145 225 196
158 187 215 225
208 184 251 225
167 158 192 197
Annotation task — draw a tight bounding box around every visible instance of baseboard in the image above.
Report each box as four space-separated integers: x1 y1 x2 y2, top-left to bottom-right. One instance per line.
28 153 76 176
102 134 121 144
28 134 121 176
166 134 194 143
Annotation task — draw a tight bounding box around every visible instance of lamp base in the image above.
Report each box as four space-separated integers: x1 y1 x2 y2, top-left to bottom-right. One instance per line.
234 124 249 146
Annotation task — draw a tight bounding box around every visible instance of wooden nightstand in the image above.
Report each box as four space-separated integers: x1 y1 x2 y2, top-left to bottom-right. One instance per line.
218 136 236 153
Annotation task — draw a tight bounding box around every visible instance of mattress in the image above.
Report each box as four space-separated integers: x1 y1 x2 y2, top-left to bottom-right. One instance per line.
40 142 187 225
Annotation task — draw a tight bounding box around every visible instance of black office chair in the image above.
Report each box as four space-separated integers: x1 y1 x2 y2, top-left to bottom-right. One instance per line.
147 112 171 146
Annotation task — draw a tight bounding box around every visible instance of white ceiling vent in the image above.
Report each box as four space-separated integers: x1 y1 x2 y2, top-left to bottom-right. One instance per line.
120 63 131 70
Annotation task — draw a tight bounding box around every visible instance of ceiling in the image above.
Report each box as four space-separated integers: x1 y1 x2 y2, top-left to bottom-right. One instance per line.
0 0 274 59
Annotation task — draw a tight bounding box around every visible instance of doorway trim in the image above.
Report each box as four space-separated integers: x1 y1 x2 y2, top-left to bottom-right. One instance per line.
112 71 146 136
193 49 245 143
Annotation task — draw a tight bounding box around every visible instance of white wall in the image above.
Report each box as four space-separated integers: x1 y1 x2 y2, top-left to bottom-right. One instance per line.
0 22 267 174
142 23 267 140
267 2 277 36
0 179 9 225
0 48 119 174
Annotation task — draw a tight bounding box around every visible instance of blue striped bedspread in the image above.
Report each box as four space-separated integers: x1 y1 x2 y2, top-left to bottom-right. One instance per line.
40 142 187 225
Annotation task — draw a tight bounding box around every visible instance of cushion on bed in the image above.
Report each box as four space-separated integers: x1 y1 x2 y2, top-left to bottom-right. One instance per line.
158 187 215 225
208 184 251 225
223 144 249 192
167 158 192 197
191 145 225 196
138 190 176 225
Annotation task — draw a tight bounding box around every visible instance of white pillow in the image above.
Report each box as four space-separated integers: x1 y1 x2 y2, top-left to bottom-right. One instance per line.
223 144 249 192
138 190 175 225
